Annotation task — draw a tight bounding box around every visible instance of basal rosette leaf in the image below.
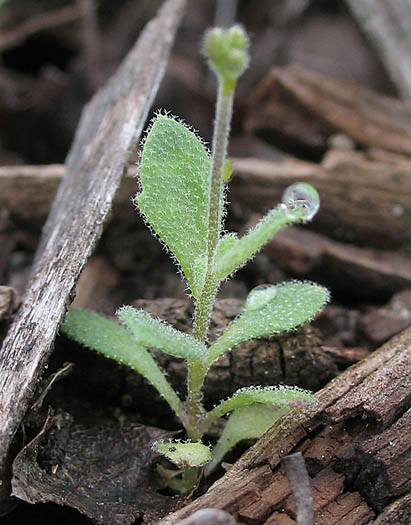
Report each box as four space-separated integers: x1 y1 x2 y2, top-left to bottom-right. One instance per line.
205 385 317 423
204 404 284 476
208 281 329 363
61 308 183 416
154 440 212 468
136 114 210 299
205 386 317 475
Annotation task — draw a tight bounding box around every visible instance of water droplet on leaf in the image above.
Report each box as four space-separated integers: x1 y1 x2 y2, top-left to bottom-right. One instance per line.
282 183 320 220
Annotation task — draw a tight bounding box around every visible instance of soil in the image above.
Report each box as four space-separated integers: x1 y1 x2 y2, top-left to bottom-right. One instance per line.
0 1 410 524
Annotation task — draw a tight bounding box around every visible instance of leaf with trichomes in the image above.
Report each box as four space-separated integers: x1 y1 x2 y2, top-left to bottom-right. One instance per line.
205 404 285 476
205 385 317 424
137 114 210 299
205 385 316 475
154 441 212 468
213 184 320 281
61 309 183 416
208 282 329 363
117 306 207 362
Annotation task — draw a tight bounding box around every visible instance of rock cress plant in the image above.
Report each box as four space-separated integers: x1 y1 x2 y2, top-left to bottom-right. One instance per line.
62 26 329 488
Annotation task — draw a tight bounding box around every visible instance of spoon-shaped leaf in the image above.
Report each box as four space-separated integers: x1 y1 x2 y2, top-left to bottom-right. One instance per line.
136 114 210 298
61 308 183 416
208 281 329 363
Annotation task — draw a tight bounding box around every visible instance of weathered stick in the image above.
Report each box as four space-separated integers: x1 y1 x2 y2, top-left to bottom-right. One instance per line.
160 326 411 524
231 151 411 250
246 64 411 156
0 0 186 514
345 0 411 99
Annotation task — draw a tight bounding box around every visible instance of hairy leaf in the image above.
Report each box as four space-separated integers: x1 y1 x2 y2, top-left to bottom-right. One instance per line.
61 309 183 416
154 441 212 468
117 306 207 362
209 282 329 363
137 114 210 298
213 183 319 280
213 206 296 280
205 404 285 476
205 385 317 423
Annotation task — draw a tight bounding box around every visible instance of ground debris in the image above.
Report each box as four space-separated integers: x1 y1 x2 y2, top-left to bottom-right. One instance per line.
12 409 177 524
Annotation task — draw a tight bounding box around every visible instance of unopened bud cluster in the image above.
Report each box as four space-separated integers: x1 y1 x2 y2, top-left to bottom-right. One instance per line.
204 25 249 92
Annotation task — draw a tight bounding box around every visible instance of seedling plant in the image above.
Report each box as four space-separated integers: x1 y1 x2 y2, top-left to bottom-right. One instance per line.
62 26 329 488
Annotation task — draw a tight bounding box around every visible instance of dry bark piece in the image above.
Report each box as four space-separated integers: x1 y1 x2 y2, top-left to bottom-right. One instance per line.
159 327 411 524
12 410 176 524
0 0 187 514
359 288 411 345
230 151 411 250
262 226 411 299
280 452 314 525
175 508 237 525
246 64 411 156
335 408 411 512
372 492 411 525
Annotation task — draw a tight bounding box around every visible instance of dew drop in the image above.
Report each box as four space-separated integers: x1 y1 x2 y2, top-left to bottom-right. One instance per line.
281 183 320 220
245 284 277 311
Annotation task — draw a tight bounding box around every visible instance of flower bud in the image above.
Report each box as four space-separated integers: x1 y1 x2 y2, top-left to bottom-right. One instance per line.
204 25 249 91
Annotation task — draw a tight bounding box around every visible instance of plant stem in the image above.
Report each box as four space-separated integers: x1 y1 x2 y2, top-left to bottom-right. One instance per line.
186 80 235 435
193 82 234 343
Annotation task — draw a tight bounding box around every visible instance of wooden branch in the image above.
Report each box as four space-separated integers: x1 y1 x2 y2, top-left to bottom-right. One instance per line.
246 64 411 156
0 164 65 221
345 0 411 99
263 226 411 298
230 152 411 250
160 327 411 524
0 0 186 514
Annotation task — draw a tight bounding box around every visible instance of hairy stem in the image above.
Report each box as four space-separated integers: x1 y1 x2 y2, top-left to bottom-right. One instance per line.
187 80 235 435
193 83 233 343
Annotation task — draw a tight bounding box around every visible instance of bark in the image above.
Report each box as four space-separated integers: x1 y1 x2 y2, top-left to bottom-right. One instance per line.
246 64 411 156
263 226 411 299
0 0 186 515
345 0 411 99
160 326 411 524
230 151 411 250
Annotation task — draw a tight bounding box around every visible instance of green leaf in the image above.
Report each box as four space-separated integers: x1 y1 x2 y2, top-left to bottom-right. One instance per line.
205 404 285 476
213 183 320 281
117 306 207 362
136 114 211 298
205 385 317 424
213 206 293 280
154 440 212 468
61 308 183 416
205 385 317 475
209 281 329 363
